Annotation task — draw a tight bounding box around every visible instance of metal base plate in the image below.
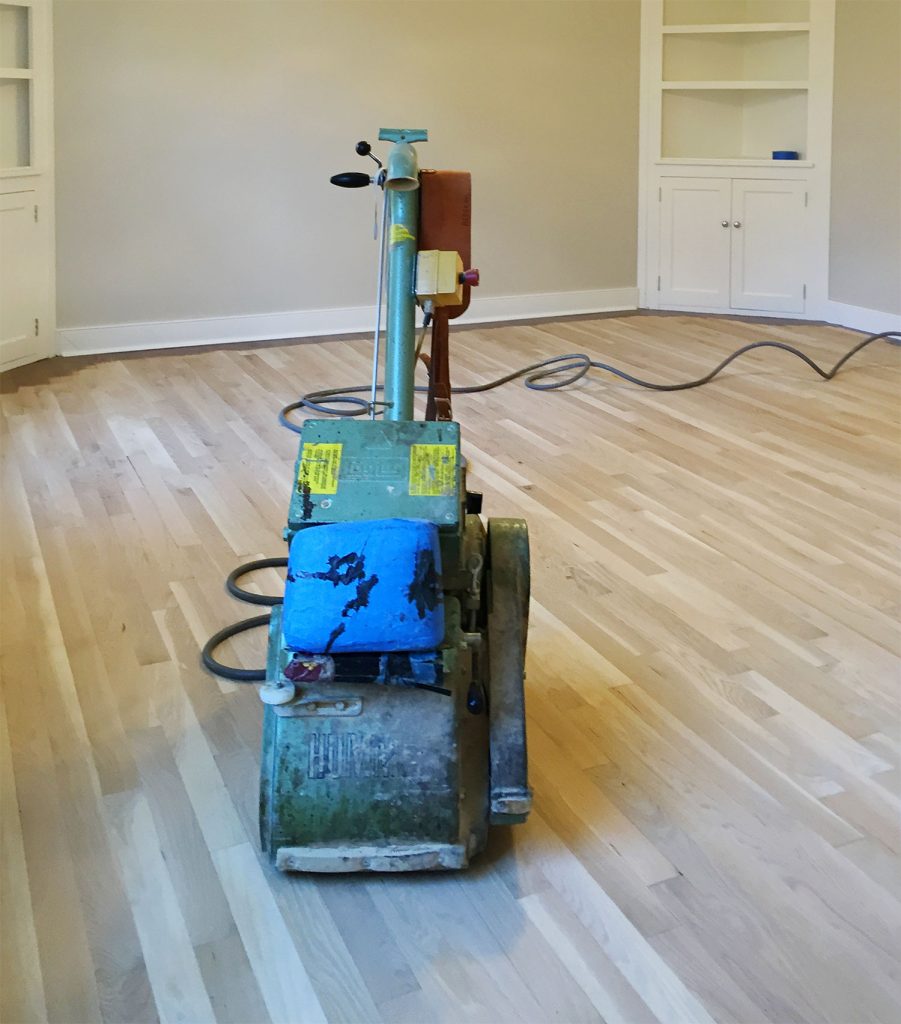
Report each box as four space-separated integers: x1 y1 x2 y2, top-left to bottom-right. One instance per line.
275 842 468 873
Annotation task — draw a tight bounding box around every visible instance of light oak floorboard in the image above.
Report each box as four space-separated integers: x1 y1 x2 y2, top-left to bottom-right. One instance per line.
1 314 899 1023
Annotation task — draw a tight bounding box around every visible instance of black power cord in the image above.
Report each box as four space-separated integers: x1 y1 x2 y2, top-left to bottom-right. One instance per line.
203 328 899 681
201 614 273 682
278 329 901 428
226 557 287 606
201 559 287 681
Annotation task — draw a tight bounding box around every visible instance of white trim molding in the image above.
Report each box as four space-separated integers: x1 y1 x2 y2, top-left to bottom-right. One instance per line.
56 287 638 357
824 300 901 336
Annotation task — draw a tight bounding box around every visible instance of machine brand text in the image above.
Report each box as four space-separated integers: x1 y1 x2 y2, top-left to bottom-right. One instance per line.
307 731 407 780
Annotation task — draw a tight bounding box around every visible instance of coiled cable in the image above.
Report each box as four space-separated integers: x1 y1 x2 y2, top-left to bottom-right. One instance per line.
279 329 900 430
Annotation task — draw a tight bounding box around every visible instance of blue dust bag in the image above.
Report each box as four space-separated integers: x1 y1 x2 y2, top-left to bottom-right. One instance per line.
282 518 444 654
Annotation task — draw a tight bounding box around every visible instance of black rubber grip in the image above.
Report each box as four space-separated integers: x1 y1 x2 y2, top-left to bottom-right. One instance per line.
330 172 371 188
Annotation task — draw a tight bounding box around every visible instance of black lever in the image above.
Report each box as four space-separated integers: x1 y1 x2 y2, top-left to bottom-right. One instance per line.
330 172 372 188
356 140 383 169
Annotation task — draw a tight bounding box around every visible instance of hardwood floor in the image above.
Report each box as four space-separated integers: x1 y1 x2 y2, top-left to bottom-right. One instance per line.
1 314 899 1024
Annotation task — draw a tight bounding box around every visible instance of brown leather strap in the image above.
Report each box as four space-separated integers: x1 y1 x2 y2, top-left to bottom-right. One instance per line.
419 170 473 419
418 170 472 319
425 309 453 421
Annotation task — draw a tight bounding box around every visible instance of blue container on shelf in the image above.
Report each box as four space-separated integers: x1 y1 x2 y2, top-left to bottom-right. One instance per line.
772 150 799 160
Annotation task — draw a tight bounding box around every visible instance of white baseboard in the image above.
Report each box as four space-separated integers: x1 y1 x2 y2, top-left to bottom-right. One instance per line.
823 299 901 336
56 287 639 357
464 287 638 324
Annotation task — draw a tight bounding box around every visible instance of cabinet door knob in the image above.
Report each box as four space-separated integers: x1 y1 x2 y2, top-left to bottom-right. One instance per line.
721 220 729 227
733 220 742 228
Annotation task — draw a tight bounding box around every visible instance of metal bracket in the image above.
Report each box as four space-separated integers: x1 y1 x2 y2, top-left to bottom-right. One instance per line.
378 128 428 143
273 696 363 718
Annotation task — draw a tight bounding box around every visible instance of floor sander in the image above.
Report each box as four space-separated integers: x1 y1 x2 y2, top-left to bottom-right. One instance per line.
202 129 896 873
253 128 531 872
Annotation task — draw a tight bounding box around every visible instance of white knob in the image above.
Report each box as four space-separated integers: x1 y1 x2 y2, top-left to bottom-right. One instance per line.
259 682 296 705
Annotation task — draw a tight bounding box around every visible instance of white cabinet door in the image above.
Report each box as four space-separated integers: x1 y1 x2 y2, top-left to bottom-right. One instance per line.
0 190 44 371
659 178 731 309
730 179 806 314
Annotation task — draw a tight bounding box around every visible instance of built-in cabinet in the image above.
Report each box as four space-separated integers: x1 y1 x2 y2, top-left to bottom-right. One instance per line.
659 176 806 312
0 188 43 367
639 0 834 320
1 0 54 372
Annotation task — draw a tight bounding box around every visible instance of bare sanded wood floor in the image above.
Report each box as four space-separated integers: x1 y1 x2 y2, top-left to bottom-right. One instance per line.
2 314 900 1024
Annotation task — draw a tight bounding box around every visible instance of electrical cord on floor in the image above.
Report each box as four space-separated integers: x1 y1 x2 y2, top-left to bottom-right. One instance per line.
201 614 273 682
201 560 287 682
278 329 901 428
226 557 287 606
203 328 899 681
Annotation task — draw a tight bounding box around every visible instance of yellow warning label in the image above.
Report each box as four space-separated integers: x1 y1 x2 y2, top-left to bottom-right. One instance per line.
298 443 343 494
409 444 456 497
389 223 416 246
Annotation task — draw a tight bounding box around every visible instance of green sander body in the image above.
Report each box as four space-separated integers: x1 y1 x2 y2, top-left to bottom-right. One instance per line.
259 132 531 872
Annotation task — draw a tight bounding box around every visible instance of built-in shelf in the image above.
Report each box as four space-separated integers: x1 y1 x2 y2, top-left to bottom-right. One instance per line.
663 25 809 82
662 87 807 160
659 1 810 160
0 67 32 79
663 22 810 33
0 75 31 167
662 0 811 27
0 4 30 72
662 80 807 89
656 157 814 166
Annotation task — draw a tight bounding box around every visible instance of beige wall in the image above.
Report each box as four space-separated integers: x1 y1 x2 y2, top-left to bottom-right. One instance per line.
54 0 641 330
829 0 901 315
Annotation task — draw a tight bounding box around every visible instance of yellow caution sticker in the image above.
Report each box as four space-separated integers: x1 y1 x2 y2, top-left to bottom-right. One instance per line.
298 443 343 494
409 444 456 496
389 223 416 246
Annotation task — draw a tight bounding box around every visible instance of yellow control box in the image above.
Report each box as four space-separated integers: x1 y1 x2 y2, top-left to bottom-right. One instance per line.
415 250 464 308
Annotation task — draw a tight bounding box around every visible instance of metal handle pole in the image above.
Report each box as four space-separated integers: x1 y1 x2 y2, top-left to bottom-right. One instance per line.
370 187 389 418
383 142 421 422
